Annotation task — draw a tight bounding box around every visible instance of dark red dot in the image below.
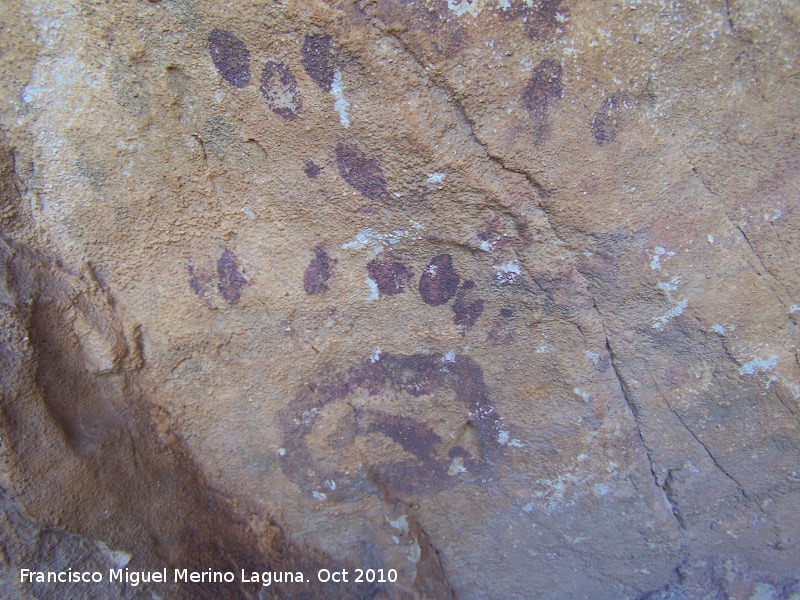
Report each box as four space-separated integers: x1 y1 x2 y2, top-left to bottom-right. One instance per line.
419 254 459 306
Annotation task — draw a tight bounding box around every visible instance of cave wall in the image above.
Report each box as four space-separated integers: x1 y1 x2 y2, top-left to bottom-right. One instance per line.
0 1 798 598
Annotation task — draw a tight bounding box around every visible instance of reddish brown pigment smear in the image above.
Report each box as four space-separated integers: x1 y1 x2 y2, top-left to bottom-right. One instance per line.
488 309 516 345
453 286 484 329
278 353 504 501
419 254 459 306
522 59 563 143
303 246 334 295
301 34 336 91
367 257 413 296
335 142 387 200
217 249 247 305
304 159 321 178
260 61 302 120
187 264 210 297
207 29 251 88
591 92 636 145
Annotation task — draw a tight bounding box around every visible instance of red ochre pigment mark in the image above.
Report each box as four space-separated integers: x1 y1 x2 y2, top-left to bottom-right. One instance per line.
370 1 464 58
260 61 302 120
419 254 459 306
591 92 636 145
301 34 336 91
208 29 251 88
335 142 388 200
487 308 516 345
303 246 336 295
522 59 563 144
363 412 441 461
452 281 484 328
188 263 212 297
304 159 321 179
278 353 503 501
303 246 334 295
495 0 567 39
217 248 248 305
367 256 413 296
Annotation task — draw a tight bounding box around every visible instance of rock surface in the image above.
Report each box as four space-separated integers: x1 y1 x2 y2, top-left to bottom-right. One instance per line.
0 0 798 598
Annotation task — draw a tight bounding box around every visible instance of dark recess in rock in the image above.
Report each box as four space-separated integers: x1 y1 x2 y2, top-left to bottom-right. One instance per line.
217 248 247 305
335 142 387 200
207 29 251 88
419 254 460 306
304 246 334 295
301 33 336 91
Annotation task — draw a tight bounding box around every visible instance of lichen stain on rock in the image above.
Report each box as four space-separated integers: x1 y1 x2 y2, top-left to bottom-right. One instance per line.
335 142 388 200
207 29 251 88
301 34 336 91
452 282 484 328
202 115 237 158
419 254 460 306
217 248 248 305
260 61 302 120
367 256 413 296
521 59 563 143
304 246 334 295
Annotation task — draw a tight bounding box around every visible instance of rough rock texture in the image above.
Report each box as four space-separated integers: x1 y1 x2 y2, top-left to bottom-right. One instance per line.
0 0 798 598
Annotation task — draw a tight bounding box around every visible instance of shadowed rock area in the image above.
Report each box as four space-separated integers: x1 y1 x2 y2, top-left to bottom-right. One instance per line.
0 0 798 598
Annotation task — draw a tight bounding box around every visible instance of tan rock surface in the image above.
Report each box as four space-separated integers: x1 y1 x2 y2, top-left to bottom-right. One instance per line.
0 0 798 598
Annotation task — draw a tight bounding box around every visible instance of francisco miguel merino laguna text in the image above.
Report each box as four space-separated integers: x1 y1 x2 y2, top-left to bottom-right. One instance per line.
20 568 306 587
